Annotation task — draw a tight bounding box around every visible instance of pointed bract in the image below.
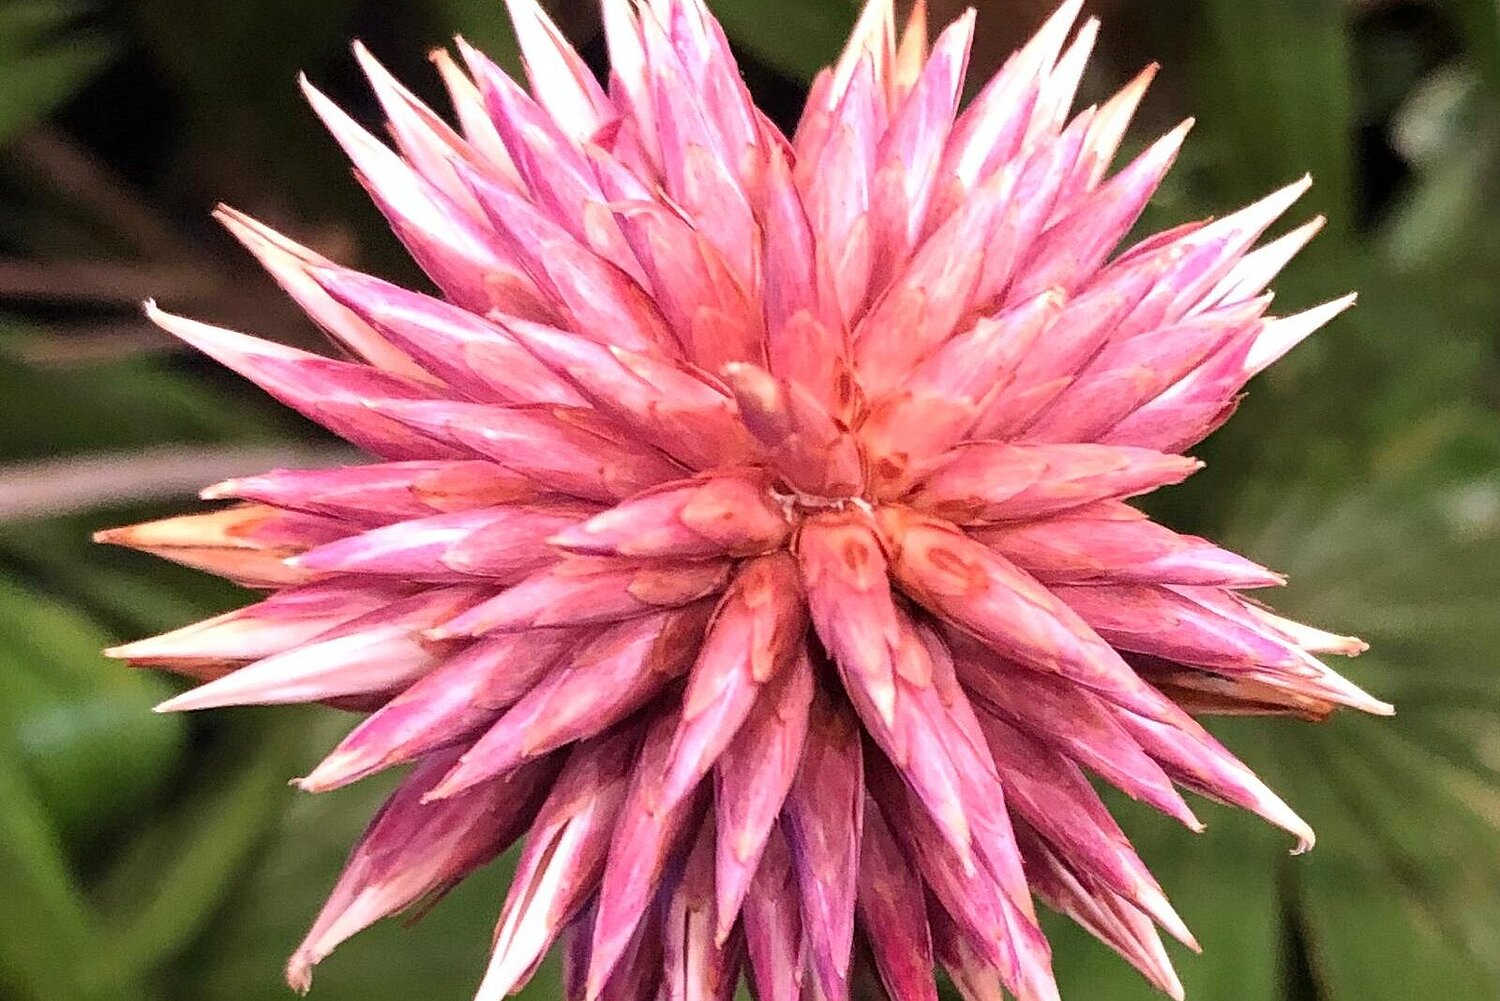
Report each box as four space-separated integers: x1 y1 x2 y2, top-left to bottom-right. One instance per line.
109 5 1379 1001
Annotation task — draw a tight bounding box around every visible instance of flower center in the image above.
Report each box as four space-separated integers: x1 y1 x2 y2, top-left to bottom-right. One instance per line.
769 484 874 523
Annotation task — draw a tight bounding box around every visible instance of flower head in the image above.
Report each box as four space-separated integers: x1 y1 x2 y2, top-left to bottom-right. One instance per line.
100 2 1386 999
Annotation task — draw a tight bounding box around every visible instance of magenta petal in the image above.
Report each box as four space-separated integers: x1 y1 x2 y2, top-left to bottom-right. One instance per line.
662 815 744 1001
286 749 556 991
740 823 806 1001
588 710 708 996
430 558 728 638
108 6 1379 1001
857 796 939 1001
297 627 580 792
782 693 864 1001
202 460 546 526
973 501 1284 589
476 730 636 1001
712 648 814 940
954 645 1201 830
425 606 709 799
662 554 806 802
881 508 1173 723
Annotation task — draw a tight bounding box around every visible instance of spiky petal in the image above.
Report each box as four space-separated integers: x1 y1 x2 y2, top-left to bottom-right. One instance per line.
105 2 1378 1000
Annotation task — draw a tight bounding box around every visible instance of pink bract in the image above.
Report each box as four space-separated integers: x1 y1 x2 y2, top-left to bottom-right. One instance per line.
100 2 1385 999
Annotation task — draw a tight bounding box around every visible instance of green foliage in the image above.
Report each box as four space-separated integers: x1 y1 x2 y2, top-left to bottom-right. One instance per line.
440 0 523 76
0 2 116 143
1193 0 1357 231
708 0 858 83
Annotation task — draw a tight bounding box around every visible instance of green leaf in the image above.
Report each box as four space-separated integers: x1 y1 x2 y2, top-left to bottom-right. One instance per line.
1439 0 1500 91
0 576 186 841
126 0 357 102
0 341 295 463
438 0 522 77
91 724 300 984
172 713 564 1001
0 2 116 143
0 753 148 1001
1282 732 1500 998
1 515 240 636
1194 0 1356 236
709 0 857 83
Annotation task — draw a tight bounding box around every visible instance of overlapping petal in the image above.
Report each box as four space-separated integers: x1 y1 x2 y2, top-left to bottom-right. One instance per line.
102 2 1380 1000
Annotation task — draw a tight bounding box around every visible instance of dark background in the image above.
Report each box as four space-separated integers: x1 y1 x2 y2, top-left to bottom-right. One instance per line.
2 1 1498 999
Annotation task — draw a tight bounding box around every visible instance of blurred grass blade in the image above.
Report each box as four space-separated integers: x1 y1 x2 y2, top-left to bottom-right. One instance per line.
1287 730 1500 997
440 0 522 76
0 577 186 840
1196 0 1356 234
0 754 149 1001
710 0 857 83
92 731 300 984
0 443 354 522
1440 0 1500 90
0 2 116 143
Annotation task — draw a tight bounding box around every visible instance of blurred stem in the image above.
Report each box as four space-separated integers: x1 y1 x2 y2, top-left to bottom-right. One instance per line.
8 129 188 260
0 444 358 522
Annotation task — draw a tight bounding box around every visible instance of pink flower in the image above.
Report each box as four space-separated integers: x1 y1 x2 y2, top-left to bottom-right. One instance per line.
100 2 1386 998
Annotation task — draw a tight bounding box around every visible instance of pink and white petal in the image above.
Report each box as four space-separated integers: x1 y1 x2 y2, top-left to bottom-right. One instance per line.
105 578 412 667
550 474 789 561
425 605 710 798
430 558 728 638
312 268 584 404
367 398 684 502
979 715 1197 949
95 505 350 587
476 729 637 1001
291 504 583 582
155 585 491 712
798 510 902 725
910 443 1201 524
297 627 581 792
504 0 614 142
286 749 557 991
214 206 429 379
782 692 864 1001
1016 824 1186 999
713 648 815 940
144 305 468 460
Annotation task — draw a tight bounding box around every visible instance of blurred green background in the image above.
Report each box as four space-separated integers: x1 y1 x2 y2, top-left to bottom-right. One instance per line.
1 0 1498 999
